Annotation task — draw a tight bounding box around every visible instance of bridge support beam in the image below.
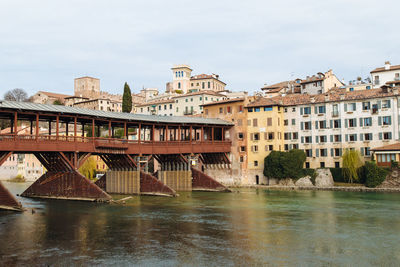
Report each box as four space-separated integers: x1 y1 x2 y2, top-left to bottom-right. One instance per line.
191 168 231 192
0 181 23 211
21 152 111 202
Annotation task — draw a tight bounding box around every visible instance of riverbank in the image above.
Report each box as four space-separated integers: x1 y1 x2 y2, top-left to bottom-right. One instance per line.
231 185 400 193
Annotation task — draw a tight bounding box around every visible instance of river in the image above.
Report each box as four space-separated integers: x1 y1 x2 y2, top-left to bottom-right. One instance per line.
0 182 399 266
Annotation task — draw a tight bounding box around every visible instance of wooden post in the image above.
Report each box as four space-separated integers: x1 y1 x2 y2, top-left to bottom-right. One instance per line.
66 121 69 136
82 122 85 138
201 126 204 142
189 125 192 142
211 127 214 143
152 124 155 142
108 121 112 138
74 117 77 140
36 114 39 140
48 120 51 136
166 125 169 141
56 115 59 140
13 112 17 140
92 119 95 139
178 126 181 141
138 123 141 143
30 120 33 135
124 122 127 139
222 127 224 141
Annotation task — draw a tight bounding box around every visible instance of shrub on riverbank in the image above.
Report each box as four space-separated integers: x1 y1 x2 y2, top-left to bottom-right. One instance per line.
8 174 26 183
364 161 388 188
263 149 307 180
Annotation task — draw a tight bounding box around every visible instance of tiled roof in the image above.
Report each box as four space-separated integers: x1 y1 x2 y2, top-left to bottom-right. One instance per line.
173 90 225 98
136 99 174 107
37 91 72 99
190 74 226 84
371 65 400 73
201 98 245 107
245 87 399 108
371 143 400 152
300 76 324 84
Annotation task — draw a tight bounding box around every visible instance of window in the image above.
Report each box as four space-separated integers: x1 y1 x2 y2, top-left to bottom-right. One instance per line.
362 102 370 110
364 133 373 141
238 105 243 112
254 161 258 167
284 133 291 140
240 146 246 152
383 116 392 125
248 108 253 112
254 107 260 112
284 144 289 151
349 87 354 92
383 132 392 140
319 120 327 129
332 104 339 116
253 133 260 140
347 103 356 112
362 147 371 156
267 118 272 126
335 162 340 168
319 136 327 143
363 117 372 126
320 162 325 168
268 132 274 140
349 134 357 142
164 105 167 110
348 118 356 128
320 149 327 157
333 119 341 128
334 148 341 157
226 106 231 113
292 107 296 112
269 145 273 151
374 75 380 85
318 105 326 114
264 106 272 111
333 135 342 142
284 120 289 126
208 82 210 88
219 107 223 114
382 100 391 108
202 82 205 89
240 156 244 163
305 149 312 157
253 119 258 127
252 145 258 152
178 82 181 89
284 108 288 113
305 136 312 143
291 119 296 125
304 107 311 114
304 121 311 130
158 105 161 110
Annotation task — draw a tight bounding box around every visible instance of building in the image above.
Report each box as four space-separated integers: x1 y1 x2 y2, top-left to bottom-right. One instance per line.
371 61 400 88
74 76 101 98
371 143 400 167
30 91 72 105
261 79 302 97
73 98 122 112
300 70 343 95
202 97 254 185
245 98 285 184
136 99 175 116
167 65 226 94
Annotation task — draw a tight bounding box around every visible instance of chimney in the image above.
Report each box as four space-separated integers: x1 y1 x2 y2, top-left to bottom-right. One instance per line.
385 61 391 70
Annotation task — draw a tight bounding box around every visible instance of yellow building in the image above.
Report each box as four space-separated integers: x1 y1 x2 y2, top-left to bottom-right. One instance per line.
245 98 284 184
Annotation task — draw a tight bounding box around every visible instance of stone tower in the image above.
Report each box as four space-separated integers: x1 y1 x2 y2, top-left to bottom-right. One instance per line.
74 76 100 98
170 65 192 94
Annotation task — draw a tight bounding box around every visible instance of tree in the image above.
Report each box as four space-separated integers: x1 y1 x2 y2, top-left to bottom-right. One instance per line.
53 99 63 105
122 82 132 113
4 88 28 102
264 149 307 179
79 156 97 180
364 161 388 188
342 149 363 183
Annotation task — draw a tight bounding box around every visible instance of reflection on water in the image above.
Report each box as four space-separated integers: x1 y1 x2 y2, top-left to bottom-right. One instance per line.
1 182 400 266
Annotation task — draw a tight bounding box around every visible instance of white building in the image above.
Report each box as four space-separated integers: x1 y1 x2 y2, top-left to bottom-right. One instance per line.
300 70 343 95
371 61 400 88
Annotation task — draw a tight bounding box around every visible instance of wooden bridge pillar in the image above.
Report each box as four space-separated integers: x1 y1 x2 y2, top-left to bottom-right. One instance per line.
21 152 111 201
0 151 23 211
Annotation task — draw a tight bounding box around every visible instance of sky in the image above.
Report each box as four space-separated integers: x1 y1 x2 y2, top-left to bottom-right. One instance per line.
0 0 399 97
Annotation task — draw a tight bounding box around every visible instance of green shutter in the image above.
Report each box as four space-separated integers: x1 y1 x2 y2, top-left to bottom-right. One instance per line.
379 133 382 140
359 118 363 127
360 133 364 141
378 117 382 126
344 103 347 112
330 120 333 128
330 135 333 142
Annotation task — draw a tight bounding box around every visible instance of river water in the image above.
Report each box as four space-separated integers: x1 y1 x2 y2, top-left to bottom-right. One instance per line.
0 182 400 266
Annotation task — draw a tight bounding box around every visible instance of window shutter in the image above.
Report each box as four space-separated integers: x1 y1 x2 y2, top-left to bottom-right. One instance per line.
388 100 391 108
369 133 373 140
301 122 304 130
354 119 357 127
339 148 342 156
378 117 382 126
315 136 319 143
324 120 327 128
359 118 363 127
314 106 318 114
264 132 268 140
309 121 312 130
330 120 333 128
315 121 318 129
360 133 364 141
330 135 333 142
331 148 334 156
300 107 303 115
338 119 341 128
389 116 392 125
316 149 319 157
344 103 347 112
377 100 381 109
251 133 254 140
389 132 392 139
354 134 357 141
310 150 313 157
345 134 348 141
289 133 292 139
265 145 268 151
301 136 304 143
379 133 382 140
345 119 348 128
360 148 364 156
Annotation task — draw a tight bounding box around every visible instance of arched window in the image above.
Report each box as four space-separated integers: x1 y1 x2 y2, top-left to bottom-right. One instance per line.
178 82 181 89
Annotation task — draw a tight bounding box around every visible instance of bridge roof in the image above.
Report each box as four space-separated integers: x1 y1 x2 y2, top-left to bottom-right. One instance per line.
0 101 233 126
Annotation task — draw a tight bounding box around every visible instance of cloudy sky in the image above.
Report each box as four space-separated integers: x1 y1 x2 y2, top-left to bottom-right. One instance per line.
0 0 399 96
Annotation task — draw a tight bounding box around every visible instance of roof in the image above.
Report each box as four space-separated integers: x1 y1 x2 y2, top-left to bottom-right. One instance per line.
245 87 400 108
173 90 225 98
300 76 324 84
74 76 100 80
37 91 72 99
371 143 400 152
201 98 245 107
190 74 226 85
371 65 400 73
136 99 175 107
0 101 232 126
64 96 89 100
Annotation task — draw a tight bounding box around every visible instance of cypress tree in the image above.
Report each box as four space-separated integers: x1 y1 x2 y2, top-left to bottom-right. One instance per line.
122 82 133 113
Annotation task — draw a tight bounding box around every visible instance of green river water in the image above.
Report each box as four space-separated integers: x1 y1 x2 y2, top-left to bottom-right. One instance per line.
0 182 400 266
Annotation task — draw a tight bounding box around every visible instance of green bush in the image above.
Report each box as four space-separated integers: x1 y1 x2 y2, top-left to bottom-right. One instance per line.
391 160 399 169
263 149 306 180
364 161 388 188
330 168 345 182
